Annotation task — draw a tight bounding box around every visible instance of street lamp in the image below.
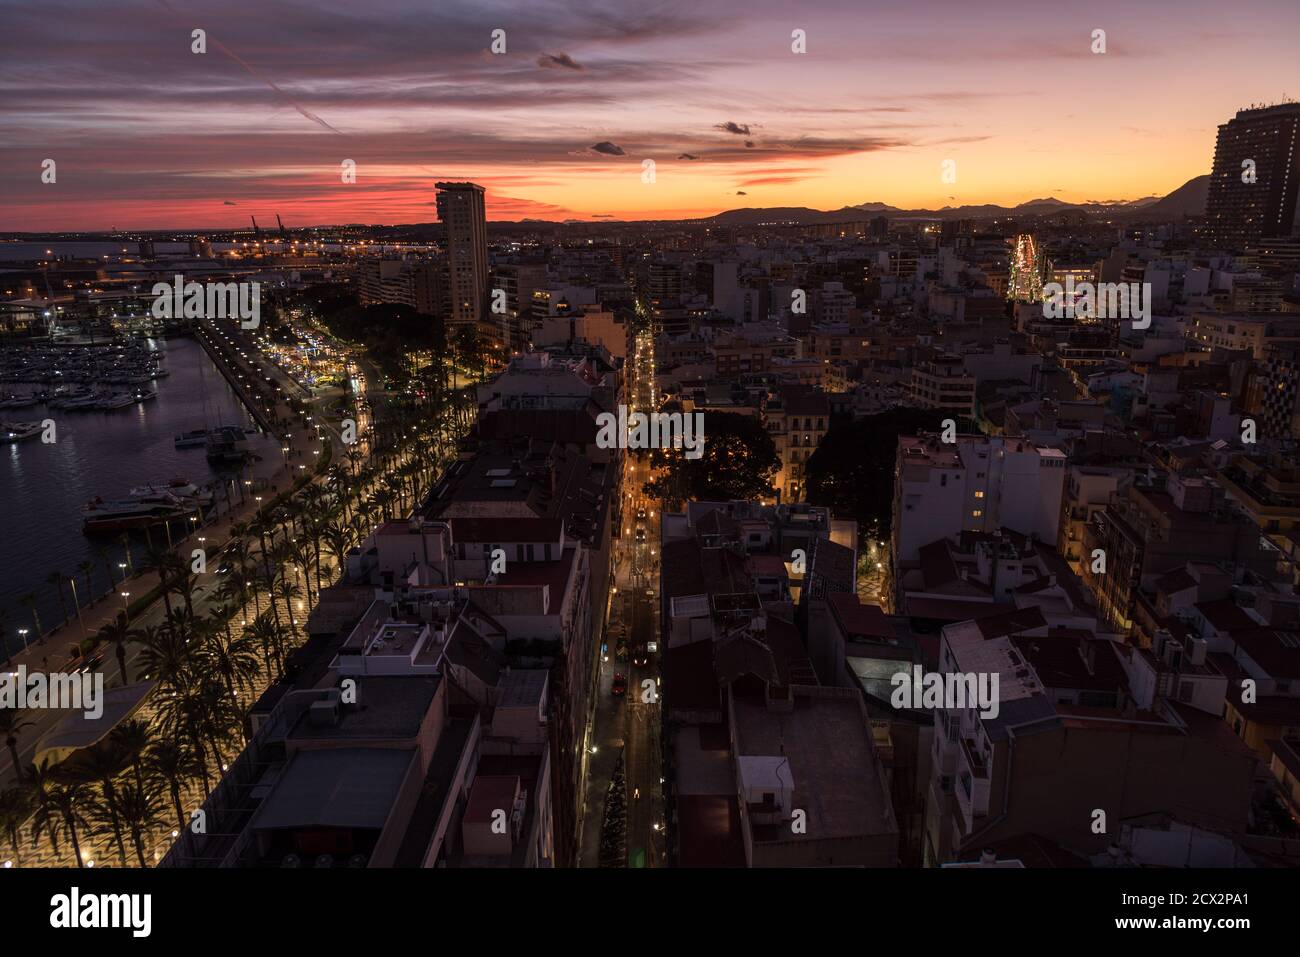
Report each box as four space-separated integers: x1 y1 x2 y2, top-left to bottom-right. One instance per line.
18 628 29 651
120 592 131 622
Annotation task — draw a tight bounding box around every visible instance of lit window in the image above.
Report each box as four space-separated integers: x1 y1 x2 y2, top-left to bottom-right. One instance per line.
974 490 985 498
972 510 983 518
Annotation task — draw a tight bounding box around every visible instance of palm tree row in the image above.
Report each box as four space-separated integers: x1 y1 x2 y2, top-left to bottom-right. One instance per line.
0 338 480 866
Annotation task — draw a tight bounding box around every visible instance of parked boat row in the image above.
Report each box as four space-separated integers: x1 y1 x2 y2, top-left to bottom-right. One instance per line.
44 386 156 410
175 424 255 449
0 339 166 386
0 421 43 443
82 476 212 533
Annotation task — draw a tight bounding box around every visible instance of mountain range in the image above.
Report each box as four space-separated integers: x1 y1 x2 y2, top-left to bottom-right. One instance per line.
698 175 1212 226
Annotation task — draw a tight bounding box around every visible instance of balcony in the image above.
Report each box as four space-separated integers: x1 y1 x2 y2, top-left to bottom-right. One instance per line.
956 737 991 825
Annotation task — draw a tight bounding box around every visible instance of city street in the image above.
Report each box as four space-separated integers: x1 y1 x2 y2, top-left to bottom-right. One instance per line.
579 320 665 866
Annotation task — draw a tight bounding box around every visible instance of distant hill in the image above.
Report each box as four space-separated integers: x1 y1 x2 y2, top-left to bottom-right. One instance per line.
1136 174 1209 219
700 178 1215 225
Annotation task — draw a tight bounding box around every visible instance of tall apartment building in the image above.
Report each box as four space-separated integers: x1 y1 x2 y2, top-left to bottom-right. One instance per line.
1203 103 1300 250
359 259 447 317
911 354 977 417
436 182 489 330
1258 341 1300 438
1081 472 1277 634
892 434 1067 567
765 386 830 504
490 262 547 352
1185 312 1300 359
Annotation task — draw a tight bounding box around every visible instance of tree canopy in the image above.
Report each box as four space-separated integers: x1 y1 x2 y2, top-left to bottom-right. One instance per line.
644 411 779 506
804 408 980 535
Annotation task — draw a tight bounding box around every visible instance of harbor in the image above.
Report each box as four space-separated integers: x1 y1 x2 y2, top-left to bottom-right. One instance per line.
0 334 283 651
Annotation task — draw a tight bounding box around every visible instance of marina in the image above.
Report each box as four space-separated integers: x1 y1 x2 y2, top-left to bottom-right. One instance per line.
0 335 284 637
0 421 42 443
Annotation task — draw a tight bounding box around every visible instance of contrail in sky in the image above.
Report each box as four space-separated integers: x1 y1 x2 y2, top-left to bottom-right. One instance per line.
155 0 345 134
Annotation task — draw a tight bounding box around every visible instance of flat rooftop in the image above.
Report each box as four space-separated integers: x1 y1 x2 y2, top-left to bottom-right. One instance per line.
289 675 441 742
732 691 895 842
249 747 415 831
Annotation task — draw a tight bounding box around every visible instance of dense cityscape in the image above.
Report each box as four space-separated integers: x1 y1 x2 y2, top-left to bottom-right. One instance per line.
1 0 1297 939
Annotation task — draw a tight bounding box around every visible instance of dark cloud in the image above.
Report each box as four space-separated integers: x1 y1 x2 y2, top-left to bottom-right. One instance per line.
589 141 626 156
538 52 584 71
744 140 755 148
715 121 751 135
735 190 747 195
223 200 237 205
678 153 699 160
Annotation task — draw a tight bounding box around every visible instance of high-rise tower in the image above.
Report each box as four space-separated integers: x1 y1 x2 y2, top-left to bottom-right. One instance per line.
1203 103 1300 250
435 182 488 330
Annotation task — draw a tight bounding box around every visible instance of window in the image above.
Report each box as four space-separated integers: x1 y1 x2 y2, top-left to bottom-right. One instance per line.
972 509 983 518
974 490 984 498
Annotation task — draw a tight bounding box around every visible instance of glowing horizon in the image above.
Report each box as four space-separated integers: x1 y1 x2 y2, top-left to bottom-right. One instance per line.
3 0 1298 230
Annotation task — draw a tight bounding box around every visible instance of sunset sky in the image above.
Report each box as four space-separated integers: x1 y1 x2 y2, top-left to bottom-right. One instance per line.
2 0 1298 230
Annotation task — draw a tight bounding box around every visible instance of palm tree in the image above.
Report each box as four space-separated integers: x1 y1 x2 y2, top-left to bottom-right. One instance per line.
109 719 153 794
245 611 288 676
0 787 31 857
135 623 189 689
97 614 136 686
97 545 119 594
76 560 97 605
27 762 92 867
291 539 316 605
0 710 33 781
112 779 169 867
116 533 134 575
204 607 261 701
66 741 133 866
45 571 70 627
165 606 206 651
18 592 41 642
214 575 245 615
171 561 198 618
273 578 303 639
142 546 176 620
322 522 352 583
145 740 199 832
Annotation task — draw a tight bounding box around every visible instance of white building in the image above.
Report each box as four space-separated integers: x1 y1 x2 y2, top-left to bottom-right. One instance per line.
892 434 1067 565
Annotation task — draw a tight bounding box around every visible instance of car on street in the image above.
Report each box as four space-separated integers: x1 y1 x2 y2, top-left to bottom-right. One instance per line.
611 672 628 696
66 646 107 674
635 527 647 543
635 507 647 524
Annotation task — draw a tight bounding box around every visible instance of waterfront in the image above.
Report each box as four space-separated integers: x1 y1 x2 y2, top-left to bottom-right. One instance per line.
0 335 282 652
